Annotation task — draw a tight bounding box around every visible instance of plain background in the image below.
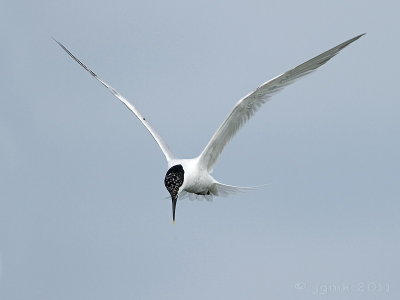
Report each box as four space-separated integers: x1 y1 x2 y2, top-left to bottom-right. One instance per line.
1 1 399 299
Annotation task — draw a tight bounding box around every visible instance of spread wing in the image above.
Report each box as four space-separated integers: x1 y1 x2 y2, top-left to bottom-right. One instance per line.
198 34 364 171
54 39 175 162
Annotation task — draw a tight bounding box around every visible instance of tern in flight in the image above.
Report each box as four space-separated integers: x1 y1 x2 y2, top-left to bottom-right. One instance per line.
55 34 364 222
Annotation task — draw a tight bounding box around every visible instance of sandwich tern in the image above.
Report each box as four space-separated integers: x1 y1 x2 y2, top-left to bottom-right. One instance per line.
54 34 364 222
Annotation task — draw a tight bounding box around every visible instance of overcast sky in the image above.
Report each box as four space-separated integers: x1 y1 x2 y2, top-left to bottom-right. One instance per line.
1 0 399 299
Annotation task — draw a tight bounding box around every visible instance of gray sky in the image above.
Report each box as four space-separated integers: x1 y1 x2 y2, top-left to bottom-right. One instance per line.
1 0 399 299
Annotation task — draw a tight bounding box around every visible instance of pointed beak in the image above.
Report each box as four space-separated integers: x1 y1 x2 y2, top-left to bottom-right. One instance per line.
172 196 177 223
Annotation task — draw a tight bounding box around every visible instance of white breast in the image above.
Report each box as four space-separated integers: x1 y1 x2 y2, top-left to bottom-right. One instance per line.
168 158 216 195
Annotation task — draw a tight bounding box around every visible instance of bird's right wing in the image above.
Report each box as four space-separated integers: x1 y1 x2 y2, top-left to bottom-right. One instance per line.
54 39 175 162
198 34 364 172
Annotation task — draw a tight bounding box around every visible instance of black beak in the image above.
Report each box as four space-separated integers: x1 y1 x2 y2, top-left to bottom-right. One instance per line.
172 196 177 223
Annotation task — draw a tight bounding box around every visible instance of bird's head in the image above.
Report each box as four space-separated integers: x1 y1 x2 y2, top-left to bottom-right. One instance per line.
164 164 184 222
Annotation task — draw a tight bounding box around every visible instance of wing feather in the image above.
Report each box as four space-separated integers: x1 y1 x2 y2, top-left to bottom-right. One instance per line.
198 34 365 171
54 39 175 162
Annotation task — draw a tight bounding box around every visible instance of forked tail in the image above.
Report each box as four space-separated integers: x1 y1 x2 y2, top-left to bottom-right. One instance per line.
211 182 262 197
177 182 267 201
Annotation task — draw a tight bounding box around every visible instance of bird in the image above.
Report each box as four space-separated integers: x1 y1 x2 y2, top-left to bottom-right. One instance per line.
54 34 364 222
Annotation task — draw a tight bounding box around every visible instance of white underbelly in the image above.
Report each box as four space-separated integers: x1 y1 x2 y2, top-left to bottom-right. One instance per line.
183 173 215 194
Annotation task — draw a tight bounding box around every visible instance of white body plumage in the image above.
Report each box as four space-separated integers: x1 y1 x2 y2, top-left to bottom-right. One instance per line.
168 158 217 196
55 34 364 221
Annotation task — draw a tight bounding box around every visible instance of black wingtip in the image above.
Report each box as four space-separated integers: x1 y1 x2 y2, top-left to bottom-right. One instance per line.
356 33 366 39
53 38 99 79
346 33 366 44
52 37 63 47
351 33 366 43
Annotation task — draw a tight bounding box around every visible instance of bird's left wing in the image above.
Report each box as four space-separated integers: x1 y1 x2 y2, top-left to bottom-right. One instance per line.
54 39 175 162
198 34 364 172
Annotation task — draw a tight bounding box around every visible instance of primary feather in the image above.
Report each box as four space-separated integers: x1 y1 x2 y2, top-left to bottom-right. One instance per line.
198 34 365 172
53 38 175 162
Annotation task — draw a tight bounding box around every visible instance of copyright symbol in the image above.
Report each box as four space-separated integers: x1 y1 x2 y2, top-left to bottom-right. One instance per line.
294 282 306 290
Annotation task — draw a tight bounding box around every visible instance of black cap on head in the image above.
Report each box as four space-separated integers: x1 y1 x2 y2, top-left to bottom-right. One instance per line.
164 165 184 222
